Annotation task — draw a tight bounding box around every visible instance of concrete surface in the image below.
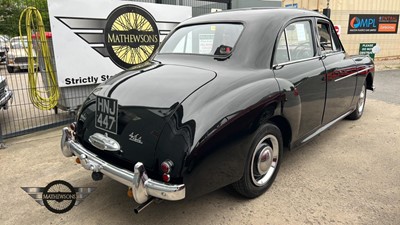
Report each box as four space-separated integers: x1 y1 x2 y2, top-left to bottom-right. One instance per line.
0 96 399 225
1 69 399 224
374 58 400 71
369 69 400 104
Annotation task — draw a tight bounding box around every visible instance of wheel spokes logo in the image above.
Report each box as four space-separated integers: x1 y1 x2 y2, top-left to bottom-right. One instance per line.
105 6 159 69
22 180 95 214
56 5 160 69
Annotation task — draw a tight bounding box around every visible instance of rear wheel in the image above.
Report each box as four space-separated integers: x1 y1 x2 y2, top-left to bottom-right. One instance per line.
231 123 283 198
347 82 366 120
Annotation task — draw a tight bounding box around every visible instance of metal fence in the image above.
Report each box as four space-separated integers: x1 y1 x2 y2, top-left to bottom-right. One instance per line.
0 0 230 145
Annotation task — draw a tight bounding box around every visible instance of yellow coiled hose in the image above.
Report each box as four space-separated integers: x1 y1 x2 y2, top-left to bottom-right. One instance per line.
19 7 59 110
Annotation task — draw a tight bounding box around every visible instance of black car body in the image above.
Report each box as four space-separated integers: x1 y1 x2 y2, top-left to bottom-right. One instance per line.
61 8 374 209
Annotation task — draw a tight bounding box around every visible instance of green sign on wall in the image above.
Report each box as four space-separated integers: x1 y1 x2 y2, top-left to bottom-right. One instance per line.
359 43 376 59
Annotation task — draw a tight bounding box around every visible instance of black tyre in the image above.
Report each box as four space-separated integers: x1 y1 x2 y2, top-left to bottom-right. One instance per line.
347 82 366 120
231 123 283 198
6 66 14 73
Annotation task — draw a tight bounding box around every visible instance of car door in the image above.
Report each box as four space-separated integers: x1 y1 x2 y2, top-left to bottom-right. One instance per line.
316 19 358 124
272 19 327 140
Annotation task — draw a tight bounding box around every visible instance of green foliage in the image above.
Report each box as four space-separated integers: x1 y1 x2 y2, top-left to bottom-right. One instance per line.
0 0 50 37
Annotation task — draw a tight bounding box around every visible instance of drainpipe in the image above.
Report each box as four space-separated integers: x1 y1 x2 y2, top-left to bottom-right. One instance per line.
323 0 331 18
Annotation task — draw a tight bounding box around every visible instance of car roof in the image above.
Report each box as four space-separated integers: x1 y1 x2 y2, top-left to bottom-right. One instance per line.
10 36 27 41
180 8 326 26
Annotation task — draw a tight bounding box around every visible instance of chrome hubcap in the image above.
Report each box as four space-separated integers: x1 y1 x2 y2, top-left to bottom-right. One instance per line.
358 85 366 113
251 134 279 187
257 146 273 174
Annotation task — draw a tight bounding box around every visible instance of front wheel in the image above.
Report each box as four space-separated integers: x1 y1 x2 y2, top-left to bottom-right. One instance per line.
231 123 283 198
347 82 366 120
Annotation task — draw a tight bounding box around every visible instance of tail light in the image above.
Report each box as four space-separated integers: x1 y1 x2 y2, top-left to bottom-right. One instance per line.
161 159 174 182
162 173 170 182
161 160 173 173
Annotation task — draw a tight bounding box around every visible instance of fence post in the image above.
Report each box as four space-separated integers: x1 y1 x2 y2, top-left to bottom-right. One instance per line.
227 0 232 9
0 122 5 149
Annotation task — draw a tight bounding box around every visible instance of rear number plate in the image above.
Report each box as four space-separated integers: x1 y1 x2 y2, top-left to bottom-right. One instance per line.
95 96 118 134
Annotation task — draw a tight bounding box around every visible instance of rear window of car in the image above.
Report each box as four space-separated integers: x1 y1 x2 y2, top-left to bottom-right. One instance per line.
159 23 243 56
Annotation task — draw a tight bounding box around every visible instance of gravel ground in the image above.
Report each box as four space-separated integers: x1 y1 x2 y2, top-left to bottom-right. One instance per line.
0 96 399 225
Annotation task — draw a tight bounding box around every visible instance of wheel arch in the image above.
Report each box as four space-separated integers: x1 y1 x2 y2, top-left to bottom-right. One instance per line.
268 115 292 149
366 72 374 91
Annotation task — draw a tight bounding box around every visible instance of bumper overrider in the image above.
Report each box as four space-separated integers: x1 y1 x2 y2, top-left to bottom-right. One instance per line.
60 127 185 204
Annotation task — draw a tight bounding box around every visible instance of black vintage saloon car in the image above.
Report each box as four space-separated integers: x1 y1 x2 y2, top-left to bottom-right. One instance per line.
61 8 374 212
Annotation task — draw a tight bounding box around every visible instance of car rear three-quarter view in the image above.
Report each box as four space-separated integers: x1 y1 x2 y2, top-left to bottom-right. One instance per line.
60 8 374 213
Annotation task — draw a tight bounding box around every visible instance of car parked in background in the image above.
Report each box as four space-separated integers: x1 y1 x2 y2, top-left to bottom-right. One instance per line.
60 8 374 212
0 35 9 64
0 75 13 110
6 36 37 73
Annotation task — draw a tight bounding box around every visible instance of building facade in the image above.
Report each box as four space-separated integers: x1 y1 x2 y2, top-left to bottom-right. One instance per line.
282 0 400 59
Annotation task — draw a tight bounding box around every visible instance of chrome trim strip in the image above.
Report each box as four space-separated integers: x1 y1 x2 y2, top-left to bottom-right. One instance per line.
302 110 352 143
323 51 345 57
61 128 186 204
334 67 371 82
273 56 321 69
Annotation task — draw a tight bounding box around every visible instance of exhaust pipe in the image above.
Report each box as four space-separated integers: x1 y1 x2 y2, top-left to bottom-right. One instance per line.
92 171 103 181
134 197 155 214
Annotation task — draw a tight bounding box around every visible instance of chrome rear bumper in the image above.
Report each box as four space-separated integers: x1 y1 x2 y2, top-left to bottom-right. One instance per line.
60 127 185 204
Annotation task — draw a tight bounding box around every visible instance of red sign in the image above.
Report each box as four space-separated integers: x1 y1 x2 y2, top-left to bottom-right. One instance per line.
334 25 341 38
378 23 397 32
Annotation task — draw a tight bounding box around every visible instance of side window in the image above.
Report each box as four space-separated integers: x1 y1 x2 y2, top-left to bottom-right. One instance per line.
317 21 342 53
285 21 315 61
274 20 315 64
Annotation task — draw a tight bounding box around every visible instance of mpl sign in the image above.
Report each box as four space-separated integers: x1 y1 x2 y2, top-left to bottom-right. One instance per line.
348 14 399 34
